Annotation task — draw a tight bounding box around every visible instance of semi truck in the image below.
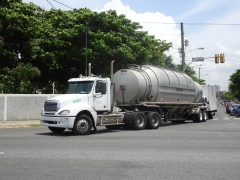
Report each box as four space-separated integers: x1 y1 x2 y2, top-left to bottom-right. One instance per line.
40 61 216 135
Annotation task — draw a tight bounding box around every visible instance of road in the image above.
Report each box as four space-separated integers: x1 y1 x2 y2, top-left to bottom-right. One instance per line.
0 105 240 180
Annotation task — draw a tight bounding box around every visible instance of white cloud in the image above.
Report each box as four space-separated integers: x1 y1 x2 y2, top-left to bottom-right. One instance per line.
234 51 240 55
177 0 229 20
215 42 231 53
95 0 180 45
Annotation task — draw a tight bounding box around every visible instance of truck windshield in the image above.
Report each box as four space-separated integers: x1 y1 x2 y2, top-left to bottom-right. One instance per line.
66 81 94 94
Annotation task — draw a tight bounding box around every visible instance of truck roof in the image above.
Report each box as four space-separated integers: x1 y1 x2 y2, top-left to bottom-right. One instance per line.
68 75 110 82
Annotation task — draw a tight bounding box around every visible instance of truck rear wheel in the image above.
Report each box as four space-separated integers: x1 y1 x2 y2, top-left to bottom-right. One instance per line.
146 112 161 129
73 115 92 135
48 127 66 133
131 112 147 130
202 110 207 122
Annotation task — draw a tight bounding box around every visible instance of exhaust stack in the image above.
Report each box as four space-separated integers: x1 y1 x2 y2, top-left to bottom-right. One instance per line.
111 60 114 82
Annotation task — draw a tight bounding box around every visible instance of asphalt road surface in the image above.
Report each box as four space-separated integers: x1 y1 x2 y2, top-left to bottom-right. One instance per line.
1 105 240 180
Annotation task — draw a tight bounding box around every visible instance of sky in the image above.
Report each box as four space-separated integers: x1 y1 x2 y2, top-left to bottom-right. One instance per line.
22 0 240 91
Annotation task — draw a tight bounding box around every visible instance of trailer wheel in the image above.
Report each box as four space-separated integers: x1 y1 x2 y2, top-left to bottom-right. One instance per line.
131 112 147 130
73 115 92 135
193 111 203 123
146 112 162 129
202 110 207 122
48 127 66 133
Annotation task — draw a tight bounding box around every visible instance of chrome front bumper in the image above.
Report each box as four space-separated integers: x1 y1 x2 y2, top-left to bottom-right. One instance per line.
40 115 75 128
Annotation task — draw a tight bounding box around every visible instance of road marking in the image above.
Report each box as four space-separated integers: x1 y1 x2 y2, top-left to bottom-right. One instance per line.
223 118 230 120
233 118 240 120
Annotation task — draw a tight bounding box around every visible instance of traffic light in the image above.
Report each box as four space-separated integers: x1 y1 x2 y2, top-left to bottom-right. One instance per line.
215 54 219 63
220 53 225 63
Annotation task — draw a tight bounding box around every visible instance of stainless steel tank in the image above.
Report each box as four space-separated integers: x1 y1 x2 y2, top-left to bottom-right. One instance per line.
113 65 203 105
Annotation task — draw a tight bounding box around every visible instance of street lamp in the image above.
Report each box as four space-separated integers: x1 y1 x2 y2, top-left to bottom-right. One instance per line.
185 47 204 54
179 47 204 71
195 66 203 79
183 57 204 72
201 74 208 77
191 64 202 70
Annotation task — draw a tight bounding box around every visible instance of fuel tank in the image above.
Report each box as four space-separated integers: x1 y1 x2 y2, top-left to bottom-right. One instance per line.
113 65 203 105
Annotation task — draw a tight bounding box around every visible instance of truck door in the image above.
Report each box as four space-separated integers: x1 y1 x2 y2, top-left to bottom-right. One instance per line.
94 81 108 111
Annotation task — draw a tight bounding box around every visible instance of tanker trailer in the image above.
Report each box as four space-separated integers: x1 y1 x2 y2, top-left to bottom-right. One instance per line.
112 64 206 125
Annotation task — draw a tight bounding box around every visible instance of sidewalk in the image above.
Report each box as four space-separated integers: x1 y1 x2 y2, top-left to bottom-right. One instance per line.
0 120 40 129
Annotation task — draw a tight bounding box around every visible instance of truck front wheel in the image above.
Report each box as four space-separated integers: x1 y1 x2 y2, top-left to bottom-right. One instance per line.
73 115 92 135
48 127 66 133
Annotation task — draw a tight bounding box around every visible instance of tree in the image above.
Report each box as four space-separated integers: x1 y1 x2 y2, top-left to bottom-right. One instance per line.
0 2 173 93
174 64 206 85
229 69 240 101
10 63 41 93
0 19 4 47
220 91 237 101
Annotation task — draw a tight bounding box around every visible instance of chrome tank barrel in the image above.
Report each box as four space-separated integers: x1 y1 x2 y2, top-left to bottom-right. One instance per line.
112 65 203 105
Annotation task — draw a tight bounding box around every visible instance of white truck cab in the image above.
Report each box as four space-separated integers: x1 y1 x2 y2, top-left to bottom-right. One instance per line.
40 75 119 135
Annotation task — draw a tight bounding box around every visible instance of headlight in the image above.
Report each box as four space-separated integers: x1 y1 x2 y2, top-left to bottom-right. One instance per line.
58 110 70 115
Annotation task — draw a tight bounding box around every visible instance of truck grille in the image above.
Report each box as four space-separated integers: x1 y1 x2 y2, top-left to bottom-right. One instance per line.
44 100 59 112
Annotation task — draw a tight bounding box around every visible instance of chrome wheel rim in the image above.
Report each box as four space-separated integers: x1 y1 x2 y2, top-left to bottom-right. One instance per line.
77 119 89 132
136 116 144 127
151 116 159 126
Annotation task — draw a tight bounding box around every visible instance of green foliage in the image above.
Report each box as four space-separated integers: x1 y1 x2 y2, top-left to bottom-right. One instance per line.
220 91 238 101
228 69 240 101
0 63 41 93
173 64 205 85
1 1 204 94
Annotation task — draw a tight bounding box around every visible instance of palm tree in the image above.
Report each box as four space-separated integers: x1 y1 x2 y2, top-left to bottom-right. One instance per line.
11 63 41 93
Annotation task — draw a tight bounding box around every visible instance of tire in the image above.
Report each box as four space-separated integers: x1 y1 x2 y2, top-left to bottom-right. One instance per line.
235 112 239 117
48 127 66 133
202 110 207 122
146 112 162 129
105 125 122 130
208 112 213 119
73 115 92 135
131 112 147 130
193 111 203 123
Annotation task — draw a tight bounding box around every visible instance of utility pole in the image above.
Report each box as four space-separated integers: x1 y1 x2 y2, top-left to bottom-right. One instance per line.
181 22 185 71
199 68 200 79
85 21 88 76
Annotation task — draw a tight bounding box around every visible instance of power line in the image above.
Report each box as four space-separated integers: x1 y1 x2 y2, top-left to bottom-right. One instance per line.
52 0 74 9
138 22 240 25
46 0 57 10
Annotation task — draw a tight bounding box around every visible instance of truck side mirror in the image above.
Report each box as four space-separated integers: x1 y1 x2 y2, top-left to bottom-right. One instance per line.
205 98 209 104
100 82 107 94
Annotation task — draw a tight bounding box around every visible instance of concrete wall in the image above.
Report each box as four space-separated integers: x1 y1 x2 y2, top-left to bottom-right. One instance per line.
0 94 61 121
